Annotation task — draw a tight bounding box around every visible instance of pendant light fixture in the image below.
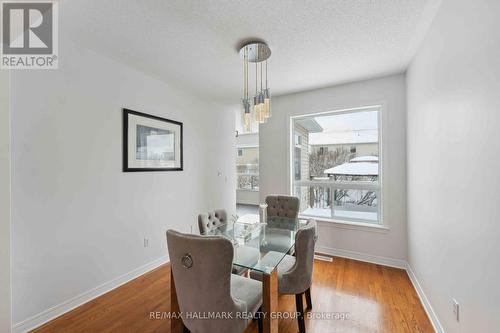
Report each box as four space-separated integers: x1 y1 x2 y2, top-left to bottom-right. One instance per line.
239 41 271 132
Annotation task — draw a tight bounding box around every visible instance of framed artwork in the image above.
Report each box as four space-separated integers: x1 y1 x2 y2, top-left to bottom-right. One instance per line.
123 108 183 172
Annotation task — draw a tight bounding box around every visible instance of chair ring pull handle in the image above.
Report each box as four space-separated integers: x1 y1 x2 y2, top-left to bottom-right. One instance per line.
181 253 193 269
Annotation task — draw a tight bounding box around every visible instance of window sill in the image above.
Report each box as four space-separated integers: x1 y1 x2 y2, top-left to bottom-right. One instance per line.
299 214 390 233
237 188 259 192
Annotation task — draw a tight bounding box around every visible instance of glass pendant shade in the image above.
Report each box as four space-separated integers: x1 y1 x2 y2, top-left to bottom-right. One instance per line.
253 96 260 122
263 99 270 118
243 111 251 132
257 92 265 123
260 105 267 123
263 88 271 118
242 99 251 132
256 104 263 123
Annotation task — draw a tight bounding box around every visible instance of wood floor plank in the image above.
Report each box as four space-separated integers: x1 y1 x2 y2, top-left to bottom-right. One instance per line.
32 258 434 333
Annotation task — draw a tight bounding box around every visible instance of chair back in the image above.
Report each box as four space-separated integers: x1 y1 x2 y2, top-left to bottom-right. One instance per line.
198 209 227 234
280 220 317 294
166 230 246 333
265 195 300 218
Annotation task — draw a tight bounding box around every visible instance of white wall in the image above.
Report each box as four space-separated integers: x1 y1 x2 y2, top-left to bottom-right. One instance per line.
406 0 500 332
236 132 258 147
10 34 235 328
0 71 12 332
205 105 237 215
236 190 259 206
260 74 407 262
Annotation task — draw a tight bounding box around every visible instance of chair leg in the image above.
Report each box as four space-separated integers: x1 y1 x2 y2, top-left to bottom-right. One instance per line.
257 307 263 333
295 293 306 333
305 287 312 309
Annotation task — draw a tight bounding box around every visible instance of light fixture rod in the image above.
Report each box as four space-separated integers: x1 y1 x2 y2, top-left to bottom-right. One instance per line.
265 60 268 89
260 61 263 91
243 48 246 97
255 62 258 94
245 48 249 99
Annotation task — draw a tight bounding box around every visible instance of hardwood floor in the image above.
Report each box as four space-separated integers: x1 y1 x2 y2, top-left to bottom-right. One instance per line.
32 258 434 333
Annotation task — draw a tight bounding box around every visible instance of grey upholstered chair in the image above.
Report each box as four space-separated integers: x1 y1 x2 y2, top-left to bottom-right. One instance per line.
198 209 254 275
265 196 300 255
198 209 228 234
250 220 317 333
266 195 300 218
167 230 263 333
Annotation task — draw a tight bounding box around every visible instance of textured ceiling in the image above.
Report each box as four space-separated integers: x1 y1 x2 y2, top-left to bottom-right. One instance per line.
63 0 441 103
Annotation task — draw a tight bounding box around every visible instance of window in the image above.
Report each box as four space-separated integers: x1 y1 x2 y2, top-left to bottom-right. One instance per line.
294 134 301 146
291 107 381 224
236 146 259 191
294 147 301 180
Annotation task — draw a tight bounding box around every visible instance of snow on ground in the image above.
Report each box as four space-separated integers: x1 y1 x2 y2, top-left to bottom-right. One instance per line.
324 161 378 176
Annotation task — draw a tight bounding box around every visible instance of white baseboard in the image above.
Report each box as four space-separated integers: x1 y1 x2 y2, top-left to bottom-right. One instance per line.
315 245 444 332
315 245 407 269
406 264 445 333
12 256 168 333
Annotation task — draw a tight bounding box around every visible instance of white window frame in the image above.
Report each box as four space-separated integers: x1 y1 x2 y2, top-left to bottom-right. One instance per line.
288 105 386 229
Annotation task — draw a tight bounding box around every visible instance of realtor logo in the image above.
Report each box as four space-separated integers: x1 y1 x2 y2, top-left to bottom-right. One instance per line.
1 0 58 69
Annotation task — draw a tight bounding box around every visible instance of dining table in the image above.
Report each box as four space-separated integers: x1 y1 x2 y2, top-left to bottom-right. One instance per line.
170 214 309 333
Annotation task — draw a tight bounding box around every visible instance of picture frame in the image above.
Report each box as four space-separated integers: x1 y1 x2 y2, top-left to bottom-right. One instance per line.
123 108 183 172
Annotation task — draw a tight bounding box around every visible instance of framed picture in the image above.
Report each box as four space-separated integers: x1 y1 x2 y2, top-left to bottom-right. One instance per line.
123 108 183 172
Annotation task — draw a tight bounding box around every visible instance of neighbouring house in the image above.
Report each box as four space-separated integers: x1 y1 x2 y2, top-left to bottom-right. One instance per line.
310 131 378 159
293 118 323 210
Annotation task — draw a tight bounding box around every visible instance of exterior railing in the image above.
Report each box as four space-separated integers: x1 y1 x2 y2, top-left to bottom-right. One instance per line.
294 180 380 223
237 173 259 191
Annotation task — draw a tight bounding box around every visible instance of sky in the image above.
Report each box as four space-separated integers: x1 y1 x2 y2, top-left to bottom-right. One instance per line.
308 110 379 145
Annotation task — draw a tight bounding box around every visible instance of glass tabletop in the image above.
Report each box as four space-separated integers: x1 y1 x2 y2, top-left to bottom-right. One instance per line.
200 215 309 274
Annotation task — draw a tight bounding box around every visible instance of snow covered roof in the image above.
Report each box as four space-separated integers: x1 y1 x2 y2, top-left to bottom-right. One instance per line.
350 155 378 162
324 161 378 176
